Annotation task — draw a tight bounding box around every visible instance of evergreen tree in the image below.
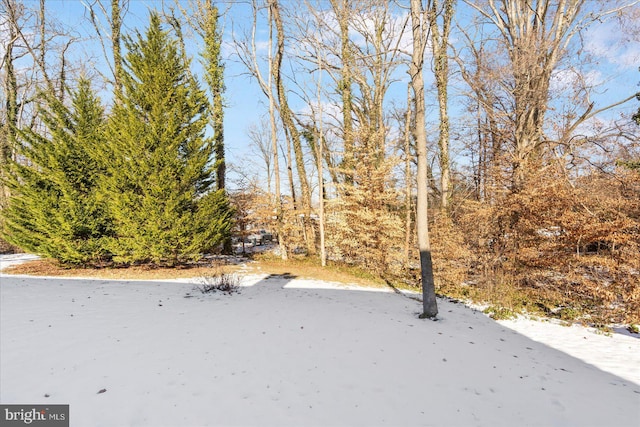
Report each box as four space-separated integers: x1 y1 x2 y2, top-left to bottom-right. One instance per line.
101 12 232 265
1 79 112 264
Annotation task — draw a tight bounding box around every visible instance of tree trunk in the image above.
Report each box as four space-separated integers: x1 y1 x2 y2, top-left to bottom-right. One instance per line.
317 60 327 267
38 0 46 73
202 1 226 191
1 4 18 209
267 0 287 260
410 0 438 318
331 0 354 183
271 0 315 254
2 19 18 166
111 0 123 99
429 0 454 211
404 85 413 268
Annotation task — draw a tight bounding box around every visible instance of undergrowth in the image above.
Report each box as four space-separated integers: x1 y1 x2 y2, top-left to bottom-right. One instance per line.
196 270 240 295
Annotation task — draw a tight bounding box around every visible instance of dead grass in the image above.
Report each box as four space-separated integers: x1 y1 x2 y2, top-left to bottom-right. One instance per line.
1 254 388 288
245 253 389 288
2 259 237 281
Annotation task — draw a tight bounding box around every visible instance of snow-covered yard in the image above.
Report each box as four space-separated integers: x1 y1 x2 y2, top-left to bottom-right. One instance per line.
1 255 639 426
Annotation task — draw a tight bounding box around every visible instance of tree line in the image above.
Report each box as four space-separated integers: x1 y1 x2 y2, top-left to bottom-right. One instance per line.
233 0 639 323
1 0 639 322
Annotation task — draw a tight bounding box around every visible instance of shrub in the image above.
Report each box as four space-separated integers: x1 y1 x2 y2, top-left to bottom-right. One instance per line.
197 272 240 295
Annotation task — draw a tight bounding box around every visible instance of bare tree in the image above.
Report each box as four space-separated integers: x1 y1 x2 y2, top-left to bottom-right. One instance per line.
465 0 640 190
233 0 288 258
316 57 327 267
266 0 287 259
247 118 275 194
82 0 127 98
329 0 355 182
410 0 438 318
283 0 411 272
270 0 316 255
2 0 78 151
428 0 455 210
403 85 414 267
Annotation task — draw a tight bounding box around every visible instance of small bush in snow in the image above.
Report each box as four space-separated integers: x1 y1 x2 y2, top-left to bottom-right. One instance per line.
197 272 240 295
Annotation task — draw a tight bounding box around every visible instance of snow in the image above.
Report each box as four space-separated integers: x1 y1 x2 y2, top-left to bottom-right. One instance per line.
0 253 40 270
1 255 639 426
497 317 640 386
